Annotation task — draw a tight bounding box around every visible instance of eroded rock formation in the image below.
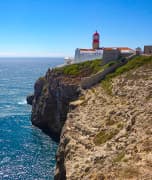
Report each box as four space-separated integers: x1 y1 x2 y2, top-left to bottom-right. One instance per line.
30 69 81 139
27 58 152 179
55 63 152 179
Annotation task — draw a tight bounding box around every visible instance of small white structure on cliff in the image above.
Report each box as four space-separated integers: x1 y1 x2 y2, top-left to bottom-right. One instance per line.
64 56 74 65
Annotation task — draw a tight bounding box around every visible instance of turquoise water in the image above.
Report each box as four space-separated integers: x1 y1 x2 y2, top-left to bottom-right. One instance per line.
0 58 64 179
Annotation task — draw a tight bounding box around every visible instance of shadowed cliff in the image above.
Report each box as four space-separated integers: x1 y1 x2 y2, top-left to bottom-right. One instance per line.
28 59 103 140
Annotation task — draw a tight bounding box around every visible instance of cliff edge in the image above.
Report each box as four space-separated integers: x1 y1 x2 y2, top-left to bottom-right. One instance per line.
31 69 81 139
55 57 152 179
29 59 103 139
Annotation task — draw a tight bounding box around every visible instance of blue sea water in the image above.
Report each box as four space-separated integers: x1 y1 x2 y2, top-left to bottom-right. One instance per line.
0 58 64 180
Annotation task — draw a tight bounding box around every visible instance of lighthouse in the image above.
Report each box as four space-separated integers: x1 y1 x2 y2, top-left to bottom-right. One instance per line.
74 30 103 62
92 31 100 49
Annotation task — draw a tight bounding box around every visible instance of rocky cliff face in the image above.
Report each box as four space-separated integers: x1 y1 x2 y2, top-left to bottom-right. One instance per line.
55 63 152 179
29 59 103 139
30 69 81 139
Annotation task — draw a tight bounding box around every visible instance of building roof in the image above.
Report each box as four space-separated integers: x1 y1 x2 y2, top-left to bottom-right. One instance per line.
103 47 134 51
79 49 96 52
77 47 134 53
118 47 134 51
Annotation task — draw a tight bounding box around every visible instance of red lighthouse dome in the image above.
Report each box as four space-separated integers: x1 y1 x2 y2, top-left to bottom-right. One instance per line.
92 31 100 49
93 31 99 36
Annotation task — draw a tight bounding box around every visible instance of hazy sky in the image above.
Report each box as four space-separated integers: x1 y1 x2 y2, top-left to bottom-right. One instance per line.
0 0 152 57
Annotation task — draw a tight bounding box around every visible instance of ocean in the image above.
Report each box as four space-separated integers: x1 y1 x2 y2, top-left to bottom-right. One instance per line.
0 57 64 180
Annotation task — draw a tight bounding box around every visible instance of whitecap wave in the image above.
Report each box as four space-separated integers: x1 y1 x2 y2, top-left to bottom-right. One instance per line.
21 125 31 129
4 105 11 108
1 157 11 164
17 99 27 105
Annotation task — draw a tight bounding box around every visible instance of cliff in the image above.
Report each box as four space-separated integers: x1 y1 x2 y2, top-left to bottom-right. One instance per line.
30 70 81 139
28 59 103 139
28 56 152 179
55 57 152 179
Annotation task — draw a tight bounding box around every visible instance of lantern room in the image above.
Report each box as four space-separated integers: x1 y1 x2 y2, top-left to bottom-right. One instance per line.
92 31 100 49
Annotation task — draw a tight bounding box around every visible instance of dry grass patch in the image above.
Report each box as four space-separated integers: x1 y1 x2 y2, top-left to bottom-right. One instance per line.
119 165 140 179
113 151 125 163
94 128 119 145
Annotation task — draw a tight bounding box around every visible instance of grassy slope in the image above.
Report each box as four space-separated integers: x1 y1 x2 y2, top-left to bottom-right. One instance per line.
53 59 103 76
94 55 152 146
102 56 152 95
53 59 120 78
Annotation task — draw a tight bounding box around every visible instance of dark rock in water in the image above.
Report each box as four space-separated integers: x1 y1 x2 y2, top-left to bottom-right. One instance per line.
26 94 34 105
30 69 82 139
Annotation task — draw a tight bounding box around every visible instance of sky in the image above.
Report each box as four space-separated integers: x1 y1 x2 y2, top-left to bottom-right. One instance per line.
0 0 152 57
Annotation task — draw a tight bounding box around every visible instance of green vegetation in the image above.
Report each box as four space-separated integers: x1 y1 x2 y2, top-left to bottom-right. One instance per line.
113 151 125 163
42 83 49 93
38 76 46 82
102 56 152 94
102 78 112 95
109 56 152 78
94 128 119 145
117 122 124 129
54 59 103 76
103 61 117 69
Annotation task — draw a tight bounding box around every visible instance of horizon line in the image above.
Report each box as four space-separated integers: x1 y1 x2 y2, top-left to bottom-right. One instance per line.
0 56 65 58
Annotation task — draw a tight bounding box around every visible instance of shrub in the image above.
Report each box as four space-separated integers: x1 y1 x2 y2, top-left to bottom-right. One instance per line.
103 61 117 69
101 78 112 95
94 128 119 145
101 56 152 94
108 55 152 78
113 151 125 163
117 122 124 129
53 59 103 76
38 76 46 82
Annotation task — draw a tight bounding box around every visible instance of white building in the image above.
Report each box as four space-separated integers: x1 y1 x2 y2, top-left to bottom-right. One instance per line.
65 31 135 64
74 48 103 62
74 31 103 62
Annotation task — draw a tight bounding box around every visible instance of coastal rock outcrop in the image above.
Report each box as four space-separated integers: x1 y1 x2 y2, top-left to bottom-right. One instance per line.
55 63 152 179
28 59 105 138
30 69 81 138
27 57 152 179
26 94 34 105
